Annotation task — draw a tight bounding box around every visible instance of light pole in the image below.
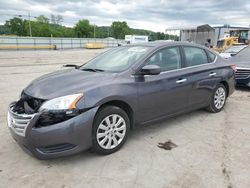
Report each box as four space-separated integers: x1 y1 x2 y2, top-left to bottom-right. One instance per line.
28 12 32 37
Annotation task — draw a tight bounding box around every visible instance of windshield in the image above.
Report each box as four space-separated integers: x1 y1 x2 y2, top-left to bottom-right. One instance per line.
80 46 151 72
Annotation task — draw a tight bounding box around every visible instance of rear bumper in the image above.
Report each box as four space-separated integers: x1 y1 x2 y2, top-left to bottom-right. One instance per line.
8 105 98 159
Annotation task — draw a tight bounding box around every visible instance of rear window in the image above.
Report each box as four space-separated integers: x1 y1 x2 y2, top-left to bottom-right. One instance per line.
183 47 208 67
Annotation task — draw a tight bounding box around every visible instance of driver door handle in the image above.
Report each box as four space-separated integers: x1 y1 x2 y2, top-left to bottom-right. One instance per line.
176 78 187 84
209 72 216 77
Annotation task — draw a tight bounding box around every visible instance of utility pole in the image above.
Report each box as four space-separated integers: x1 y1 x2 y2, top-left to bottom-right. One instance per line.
94 24 96 38
28 12 32 37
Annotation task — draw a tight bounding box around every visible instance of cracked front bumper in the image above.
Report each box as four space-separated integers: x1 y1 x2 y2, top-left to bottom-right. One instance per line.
8 104 98 159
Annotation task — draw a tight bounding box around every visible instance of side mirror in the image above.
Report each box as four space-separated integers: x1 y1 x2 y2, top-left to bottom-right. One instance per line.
141 65 161 75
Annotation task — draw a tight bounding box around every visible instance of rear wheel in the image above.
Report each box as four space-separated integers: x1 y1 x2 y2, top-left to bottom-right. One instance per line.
92 106 130 155
206 83 227 113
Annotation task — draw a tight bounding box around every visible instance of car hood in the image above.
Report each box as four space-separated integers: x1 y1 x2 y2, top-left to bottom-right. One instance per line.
228 59 250 69
24 69 116 99
235 62 250 69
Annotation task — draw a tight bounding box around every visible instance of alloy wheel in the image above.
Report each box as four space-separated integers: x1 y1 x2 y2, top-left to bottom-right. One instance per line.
214 87 226 109
96 114 126 150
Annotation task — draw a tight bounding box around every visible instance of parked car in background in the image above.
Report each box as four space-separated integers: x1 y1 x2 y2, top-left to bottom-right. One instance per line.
228 46 250 87
235 67 250 87
219 45 248 59
7 42 235 159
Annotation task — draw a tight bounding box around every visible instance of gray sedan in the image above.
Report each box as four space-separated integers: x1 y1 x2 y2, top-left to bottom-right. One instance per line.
7 42 235 159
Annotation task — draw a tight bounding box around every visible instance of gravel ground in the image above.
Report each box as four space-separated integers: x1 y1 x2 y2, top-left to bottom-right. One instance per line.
0 49 250 188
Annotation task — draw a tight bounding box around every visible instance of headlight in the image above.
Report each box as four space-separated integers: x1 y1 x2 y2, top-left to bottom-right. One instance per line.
39 93 83 111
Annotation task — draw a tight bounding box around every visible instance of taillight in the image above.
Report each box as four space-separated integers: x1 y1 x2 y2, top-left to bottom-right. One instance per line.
230 64 237 72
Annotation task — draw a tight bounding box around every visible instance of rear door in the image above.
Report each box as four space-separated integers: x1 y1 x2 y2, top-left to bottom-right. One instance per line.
137 46 192 123
182 46 219 110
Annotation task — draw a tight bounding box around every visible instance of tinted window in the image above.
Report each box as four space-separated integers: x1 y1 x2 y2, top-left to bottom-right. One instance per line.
207 50 216 62
146 47 181 72
183 47 208 67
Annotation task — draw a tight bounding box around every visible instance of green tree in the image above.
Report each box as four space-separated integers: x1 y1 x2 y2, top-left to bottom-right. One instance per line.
24 15 51 37
23 21 50 37
156 32 165 40
94 26 109 38
2 16 180 40
110 21 131 39
0 25 11 35
51 14 63 25
74 19 93 38
36 15 49 24
4 17 27 36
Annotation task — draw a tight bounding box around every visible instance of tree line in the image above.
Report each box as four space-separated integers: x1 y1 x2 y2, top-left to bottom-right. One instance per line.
0 15 179 41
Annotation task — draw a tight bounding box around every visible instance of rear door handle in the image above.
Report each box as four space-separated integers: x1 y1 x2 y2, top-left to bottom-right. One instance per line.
209 72 216 77
176 78 187 84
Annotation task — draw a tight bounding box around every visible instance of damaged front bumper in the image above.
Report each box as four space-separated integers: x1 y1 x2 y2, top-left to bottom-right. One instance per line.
7 102 98 159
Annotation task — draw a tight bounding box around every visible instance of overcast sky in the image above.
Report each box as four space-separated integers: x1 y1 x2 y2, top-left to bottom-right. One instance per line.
0 0 250 32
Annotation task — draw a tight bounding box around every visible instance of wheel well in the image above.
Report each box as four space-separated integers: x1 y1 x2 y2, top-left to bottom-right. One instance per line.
220 81 229 97
98 100 134 129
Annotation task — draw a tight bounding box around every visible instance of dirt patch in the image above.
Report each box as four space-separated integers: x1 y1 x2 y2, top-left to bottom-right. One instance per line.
158 140 177 150
222 165 234 188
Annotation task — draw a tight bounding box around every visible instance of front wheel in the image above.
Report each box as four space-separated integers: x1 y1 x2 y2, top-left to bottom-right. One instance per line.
92 106 130 155
206 83 227 113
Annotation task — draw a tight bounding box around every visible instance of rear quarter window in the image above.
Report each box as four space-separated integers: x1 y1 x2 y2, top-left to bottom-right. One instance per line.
206 50 216 63
183 47 208 67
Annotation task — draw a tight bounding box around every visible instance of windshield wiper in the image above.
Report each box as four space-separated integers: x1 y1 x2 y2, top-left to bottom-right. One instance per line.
81 68 105 72
63 64 80 69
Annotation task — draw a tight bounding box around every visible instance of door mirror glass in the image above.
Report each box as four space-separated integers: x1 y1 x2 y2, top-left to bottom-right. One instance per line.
141 65 161 75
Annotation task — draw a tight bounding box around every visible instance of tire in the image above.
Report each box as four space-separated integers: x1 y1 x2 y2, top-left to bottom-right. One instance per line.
206 83 227 113
92 105 130 155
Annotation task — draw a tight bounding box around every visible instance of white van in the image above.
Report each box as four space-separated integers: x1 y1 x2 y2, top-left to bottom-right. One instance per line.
125 35 148 44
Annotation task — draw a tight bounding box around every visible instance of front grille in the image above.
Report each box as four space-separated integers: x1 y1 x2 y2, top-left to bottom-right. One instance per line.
8 106 35 136
235 68 250 79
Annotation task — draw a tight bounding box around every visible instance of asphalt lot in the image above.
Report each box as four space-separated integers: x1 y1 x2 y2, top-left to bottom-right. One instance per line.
0 49 250 188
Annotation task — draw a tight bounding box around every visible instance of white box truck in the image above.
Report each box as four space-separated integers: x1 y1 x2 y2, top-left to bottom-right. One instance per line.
125 35 148 44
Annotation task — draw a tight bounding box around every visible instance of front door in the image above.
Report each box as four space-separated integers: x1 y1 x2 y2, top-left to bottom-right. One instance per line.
136 47 192 123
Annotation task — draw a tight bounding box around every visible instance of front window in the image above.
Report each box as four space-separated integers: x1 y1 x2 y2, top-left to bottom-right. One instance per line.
146 47 181 72
81 46 151 72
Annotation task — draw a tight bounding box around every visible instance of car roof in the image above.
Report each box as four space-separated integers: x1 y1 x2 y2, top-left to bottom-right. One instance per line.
129 41 207 49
